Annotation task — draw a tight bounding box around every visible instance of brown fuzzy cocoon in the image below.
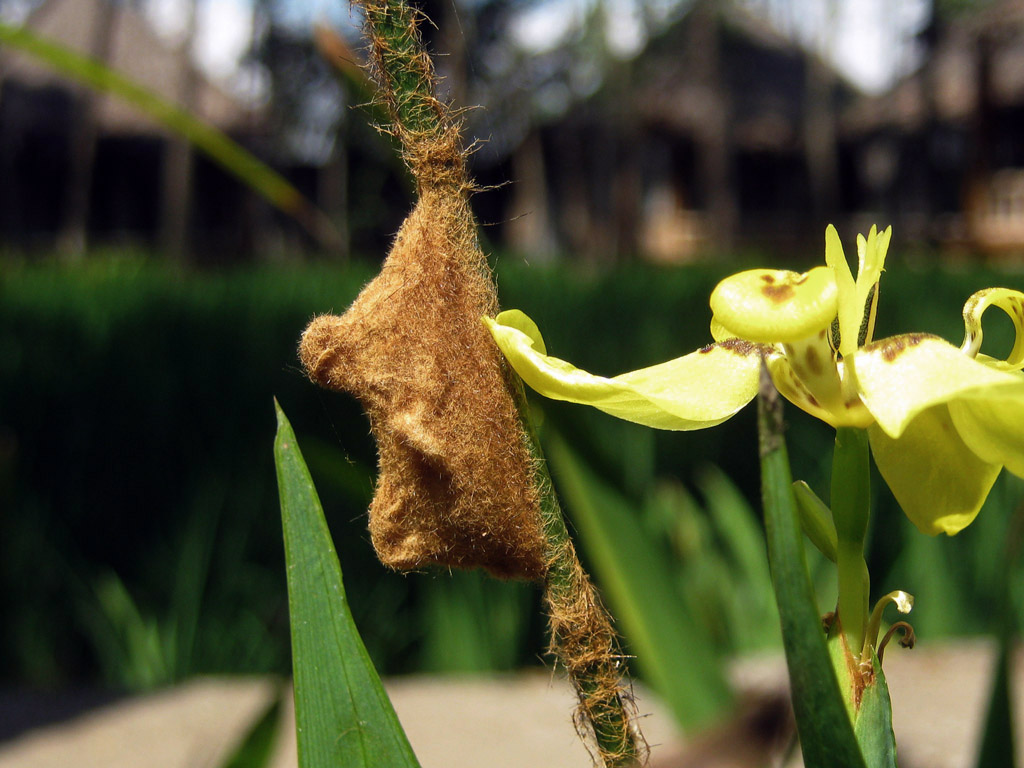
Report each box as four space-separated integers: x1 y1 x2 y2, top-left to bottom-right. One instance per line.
299 183 547 580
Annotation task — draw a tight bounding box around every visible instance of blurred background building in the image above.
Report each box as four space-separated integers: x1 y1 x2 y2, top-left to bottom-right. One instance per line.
7 0 1024 263
845 0 1024 258
0 0 265 259
2 0 1023 739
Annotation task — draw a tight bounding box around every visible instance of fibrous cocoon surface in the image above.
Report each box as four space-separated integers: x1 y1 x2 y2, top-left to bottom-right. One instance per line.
300 185 547 580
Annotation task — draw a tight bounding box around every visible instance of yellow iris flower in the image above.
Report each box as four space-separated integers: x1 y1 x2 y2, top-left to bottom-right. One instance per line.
485 226 1024 537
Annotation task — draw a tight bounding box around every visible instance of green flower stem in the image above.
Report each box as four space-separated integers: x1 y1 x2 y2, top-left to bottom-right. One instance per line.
355 0 448 141
831 428 872 656
353 2 641 763
757 368 868 768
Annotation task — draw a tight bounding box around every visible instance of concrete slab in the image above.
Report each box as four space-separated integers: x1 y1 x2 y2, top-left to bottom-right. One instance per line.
0 642 1018 768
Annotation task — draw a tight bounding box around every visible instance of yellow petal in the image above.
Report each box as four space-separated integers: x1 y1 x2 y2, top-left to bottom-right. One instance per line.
826 224 854 291
960 287 1024 371
709 316 735 342
709 266 837 343
767 354 873 428
854 225 890 346
830 224 891 355
856 225 890 300
485 310 764 430
851 334 1024 438
869 407 1001 535
825 224 858 355
493 307 548 354
767 354 840 425
782 331 843 412
949 390 1024 477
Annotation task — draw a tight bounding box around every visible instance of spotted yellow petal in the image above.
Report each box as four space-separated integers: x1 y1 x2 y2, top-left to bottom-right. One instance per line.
767 354 842 426
851 334 1024 438
781 332 843 412
709 266 837 343
767 354 873 428
485 310 765 430
949 390 1024 478
869 407 1001 535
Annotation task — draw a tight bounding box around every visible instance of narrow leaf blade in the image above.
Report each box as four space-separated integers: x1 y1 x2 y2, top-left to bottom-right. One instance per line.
218 692 284 768
758 382 867 768
974 630 1017 767
854 657 899 768
0 22 338 248
274 401 420 768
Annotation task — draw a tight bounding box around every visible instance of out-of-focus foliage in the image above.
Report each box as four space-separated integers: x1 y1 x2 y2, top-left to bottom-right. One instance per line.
0 253 1020 688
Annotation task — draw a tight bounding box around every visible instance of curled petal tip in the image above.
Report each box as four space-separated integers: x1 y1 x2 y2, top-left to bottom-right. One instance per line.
709 266 838 344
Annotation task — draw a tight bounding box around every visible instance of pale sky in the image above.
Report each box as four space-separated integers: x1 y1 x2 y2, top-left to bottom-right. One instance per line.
138 0 929 96
511 0 931 92
825 0 931 92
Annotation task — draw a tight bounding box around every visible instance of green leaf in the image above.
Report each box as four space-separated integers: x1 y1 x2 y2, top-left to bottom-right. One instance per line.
758 383 867 768
697 464 774 593
695 465 781 651
545 431 733 730
826 636 898 768
792 480 838 562
974 488 1020 768
0 22 338 248
218 690 284 768
975 635 1017 768
418 570 532 673
855 660 899 768
273 400 420 768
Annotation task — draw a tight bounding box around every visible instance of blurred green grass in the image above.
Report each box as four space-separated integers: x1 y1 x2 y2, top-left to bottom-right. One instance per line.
1 250 1021 689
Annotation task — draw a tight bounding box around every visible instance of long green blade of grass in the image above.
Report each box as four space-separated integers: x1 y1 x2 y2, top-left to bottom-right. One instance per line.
757 376 867 768
696 464 774 599
218 691 284 768
974 500 1021 768
0 22 338 248
975 636 1017 768
545 431 733 730
273 400 420 768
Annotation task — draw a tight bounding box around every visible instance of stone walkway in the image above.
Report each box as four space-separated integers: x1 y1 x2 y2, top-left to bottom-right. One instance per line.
0 642 1018 768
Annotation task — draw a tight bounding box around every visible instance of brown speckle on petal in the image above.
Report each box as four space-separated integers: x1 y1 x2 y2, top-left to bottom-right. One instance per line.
699 338 767 356
804 345 823 376
761 283 795 302
865 333 934 363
